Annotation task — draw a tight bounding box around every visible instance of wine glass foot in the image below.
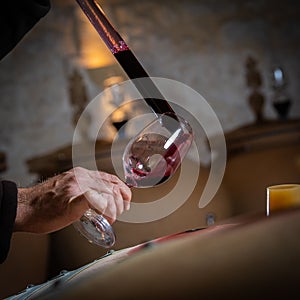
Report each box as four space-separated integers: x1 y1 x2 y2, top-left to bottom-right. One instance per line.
73 209 116 248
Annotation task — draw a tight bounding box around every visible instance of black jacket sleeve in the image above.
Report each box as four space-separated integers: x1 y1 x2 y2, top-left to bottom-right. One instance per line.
0 0 50 262
0 180 18 263
0 0 51 60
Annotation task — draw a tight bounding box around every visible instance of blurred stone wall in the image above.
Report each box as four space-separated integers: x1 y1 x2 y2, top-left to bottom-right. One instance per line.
0 0 299 185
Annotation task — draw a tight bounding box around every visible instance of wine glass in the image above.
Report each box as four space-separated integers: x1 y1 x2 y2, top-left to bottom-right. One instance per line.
74 112 193 247
122 112 193 188
271 66 291 120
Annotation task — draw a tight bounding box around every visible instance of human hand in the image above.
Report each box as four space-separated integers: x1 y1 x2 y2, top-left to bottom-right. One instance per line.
14 167 131 234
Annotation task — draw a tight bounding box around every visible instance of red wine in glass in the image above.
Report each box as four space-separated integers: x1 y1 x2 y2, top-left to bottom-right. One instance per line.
123 114 193 188
124 133 192 187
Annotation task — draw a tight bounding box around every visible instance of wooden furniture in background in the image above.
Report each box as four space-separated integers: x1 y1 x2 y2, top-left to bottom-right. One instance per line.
223 119 300 216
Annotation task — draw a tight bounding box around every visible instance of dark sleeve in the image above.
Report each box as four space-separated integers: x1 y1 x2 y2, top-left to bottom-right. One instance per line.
0 181 18 264
0 0 51 60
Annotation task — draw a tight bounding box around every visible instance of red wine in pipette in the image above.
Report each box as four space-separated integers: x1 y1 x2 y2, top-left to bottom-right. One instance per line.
76 0 176 117
113 47 176 116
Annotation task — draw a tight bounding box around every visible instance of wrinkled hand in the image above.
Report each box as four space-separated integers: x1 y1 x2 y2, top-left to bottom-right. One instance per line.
14 167 132 234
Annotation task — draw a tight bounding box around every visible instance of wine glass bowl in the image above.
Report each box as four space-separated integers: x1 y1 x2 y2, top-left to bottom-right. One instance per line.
123 113 193 188
74 112 193 247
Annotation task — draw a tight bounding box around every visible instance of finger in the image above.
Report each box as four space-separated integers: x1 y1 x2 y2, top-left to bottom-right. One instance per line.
113 186 124 216
120 186 132 211
102 194 117 224
98 172 121 185
84 190 108 215
123 199 131 211
74 170 112 195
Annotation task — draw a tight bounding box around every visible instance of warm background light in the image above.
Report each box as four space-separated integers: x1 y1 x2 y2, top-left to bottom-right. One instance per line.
267 184 300 215
76 3 115 69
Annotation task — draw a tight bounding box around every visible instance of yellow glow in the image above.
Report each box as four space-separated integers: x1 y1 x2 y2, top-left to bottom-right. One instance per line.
79 47 114 69
267 184 300 215
111 109 126 122
77 4 115 69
